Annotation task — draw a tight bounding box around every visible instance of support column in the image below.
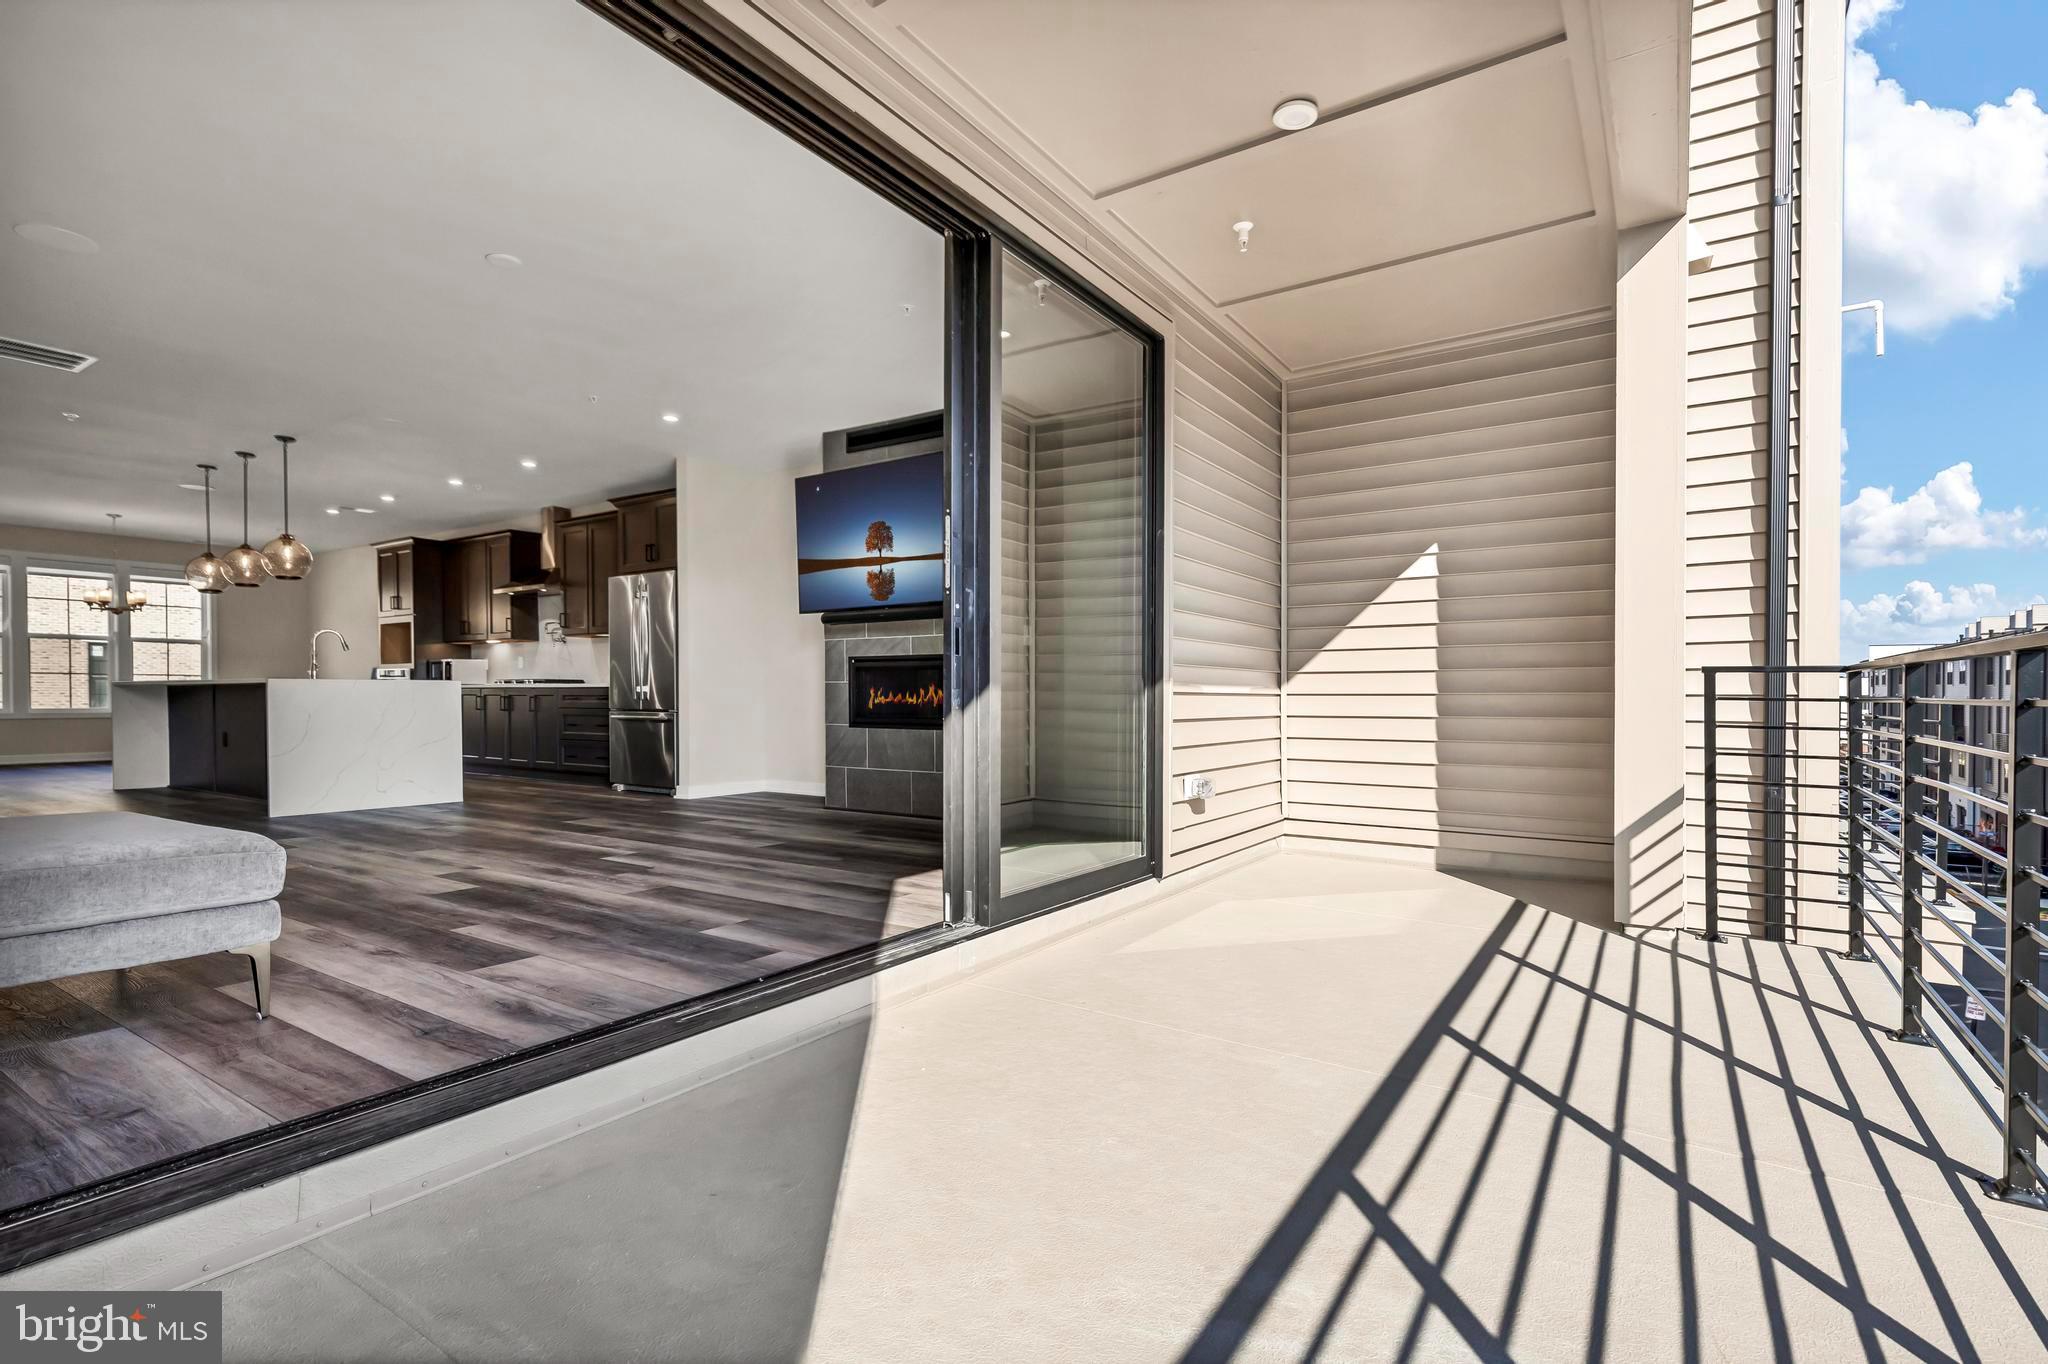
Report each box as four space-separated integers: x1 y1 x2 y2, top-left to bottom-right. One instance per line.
1612 217 1688 926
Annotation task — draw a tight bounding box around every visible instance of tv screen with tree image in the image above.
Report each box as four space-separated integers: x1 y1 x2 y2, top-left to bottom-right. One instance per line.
793 452 945 613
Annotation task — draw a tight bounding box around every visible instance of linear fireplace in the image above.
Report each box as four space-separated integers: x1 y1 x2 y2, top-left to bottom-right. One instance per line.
849 654 944 730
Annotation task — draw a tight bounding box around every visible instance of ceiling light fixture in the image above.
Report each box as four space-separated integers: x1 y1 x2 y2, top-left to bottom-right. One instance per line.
13 222 100 254
61 411 81 422
1232 220 1255 253
484 252 523 268
261 435 313 579
1271 98 1320 132
85 516 150 614
519 459 538 469
185 466 232 594
379 493 396 503
447 477 465 487
222 450 269 587
1000 329 1011 340
324 507 342 515
661 412 679 424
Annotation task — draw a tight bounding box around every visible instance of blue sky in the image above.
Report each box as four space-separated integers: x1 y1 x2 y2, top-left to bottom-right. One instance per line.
1838 0 2048 656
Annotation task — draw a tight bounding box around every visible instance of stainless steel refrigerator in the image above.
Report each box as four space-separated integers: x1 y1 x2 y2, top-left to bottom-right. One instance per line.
609 570 678 793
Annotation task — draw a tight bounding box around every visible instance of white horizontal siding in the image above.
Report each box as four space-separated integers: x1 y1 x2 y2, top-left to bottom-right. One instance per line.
1280 320 1618 871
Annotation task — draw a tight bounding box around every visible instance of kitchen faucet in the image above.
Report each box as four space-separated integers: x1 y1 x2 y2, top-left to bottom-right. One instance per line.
307 629 350 679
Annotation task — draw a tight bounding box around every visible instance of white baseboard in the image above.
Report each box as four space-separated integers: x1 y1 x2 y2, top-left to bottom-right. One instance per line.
0 751 111 766
677 779 828 800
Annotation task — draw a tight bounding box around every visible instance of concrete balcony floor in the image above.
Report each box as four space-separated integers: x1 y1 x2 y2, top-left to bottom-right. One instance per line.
207 851 2048 1362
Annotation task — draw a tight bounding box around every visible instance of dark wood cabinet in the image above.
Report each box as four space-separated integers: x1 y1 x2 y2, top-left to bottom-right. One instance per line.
557 512 619 637
445 531 540 642
462 688 606 773
611 490 676 573
482 690 512 760
461 689 486 759
376 544 413 614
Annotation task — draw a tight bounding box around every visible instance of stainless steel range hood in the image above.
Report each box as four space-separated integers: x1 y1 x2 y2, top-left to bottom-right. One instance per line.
492 505 569 595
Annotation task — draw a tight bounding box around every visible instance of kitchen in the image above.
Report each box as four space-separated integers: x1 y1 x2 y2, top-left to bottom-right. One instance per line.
108 489 682 811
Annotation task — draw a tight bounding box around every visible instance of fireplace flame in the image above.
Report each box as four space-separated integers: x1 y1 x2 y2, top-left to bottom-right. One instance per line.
866 683 944 711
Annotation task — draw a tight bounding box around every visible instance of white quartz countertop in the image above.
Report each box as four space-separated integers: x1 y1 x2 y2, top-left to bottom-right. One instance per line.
113 678 452 687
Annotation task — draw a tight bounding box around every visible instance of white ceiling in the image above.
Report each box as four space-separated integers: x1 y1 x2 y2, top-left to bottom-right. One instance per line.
839 0 1687 374
0 0 945 547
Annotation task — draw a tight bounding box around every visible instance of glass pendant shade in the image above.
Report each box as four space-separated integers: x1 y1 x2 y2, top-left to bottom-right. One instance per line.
184 464 231 595
223 450 268 586
262 532 312 580
261 434 313 579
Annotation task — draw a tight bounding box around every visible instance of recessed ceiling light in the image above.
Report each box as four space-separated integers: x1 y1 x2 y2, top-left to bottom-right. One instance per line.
353 507 376 514
379 493 396 503
447 477 464 487
519 459 538 469
1271 98 1319 132
661 412 680 424
324 506 342 515
61 411 81 422
484 252 523 268
14 222 100 254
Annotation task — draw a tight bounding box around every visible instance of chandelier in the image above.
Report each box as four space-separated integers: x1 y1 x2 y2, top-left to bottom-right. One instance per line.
83 514 150 614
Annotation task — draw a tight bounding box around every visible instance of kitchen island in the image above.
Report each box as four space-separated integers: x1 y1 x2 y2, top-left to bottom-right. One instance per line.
111 679 463 817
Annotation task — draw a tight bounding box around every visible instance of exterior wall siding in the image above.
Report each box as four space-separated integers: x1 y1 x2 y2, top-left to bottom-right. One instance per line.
1165 316 1287 872
1280 321 1619 871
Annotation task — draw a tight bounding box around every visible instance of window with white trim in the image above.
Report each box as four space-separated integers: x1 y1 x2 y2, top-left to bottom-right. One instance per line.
126 575 207 682
26 568 114 711
1 555 213 714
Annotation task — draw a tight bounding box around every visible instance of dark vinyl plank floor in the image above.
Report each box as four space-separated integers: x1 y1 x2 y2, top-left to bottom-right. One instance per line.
0 763 942 1210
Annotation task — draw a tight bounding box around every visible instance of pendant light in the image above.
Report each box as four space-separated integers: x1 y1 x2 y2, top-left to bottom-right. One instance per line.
260 434 313 579
223 450 268 587
184 465 232 594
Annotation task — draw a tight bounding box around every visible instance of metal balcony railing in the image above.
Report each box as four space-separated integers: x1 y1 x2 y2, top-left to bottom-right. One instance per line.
1700 633 2048 1210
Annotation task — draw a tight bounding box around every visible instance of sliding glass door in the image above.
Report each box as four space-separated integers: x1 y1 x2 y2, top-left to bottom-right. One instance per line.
978 247 1160 918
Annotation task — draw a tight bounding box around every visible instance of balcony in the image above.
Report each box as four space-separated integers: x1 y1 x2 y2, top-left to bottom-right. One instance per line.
185 839 2048 1359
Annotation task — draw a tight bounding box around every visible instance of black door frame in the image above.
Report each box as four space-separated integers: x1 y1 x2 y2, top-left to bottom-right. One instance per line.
0 0 1163 1273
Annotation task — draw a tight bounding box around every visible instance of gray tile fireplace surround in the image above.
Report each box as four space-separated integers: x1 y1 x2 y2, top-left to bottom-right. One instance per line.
825 617 943 818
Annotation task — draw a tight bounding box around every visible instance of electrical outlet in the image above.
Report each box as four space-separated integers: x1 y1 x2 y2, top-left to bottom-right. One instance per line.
1180 773 1215 802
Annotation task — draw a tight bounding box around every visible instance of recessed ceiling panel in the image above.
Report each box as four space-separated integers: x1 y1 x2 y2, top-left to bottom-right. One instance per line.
1103 44 1593 304
870 0 1567 195
1226 218 1611 371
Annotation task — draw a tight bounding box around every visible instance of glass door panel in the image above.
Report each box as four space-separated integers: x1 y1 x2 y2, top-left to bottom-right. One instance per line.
993 249 1151 904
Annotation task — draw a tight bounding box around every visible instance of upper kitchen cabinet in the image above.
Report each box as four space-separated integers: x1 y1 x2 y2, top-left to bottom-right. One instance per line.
611 489 676 573
444 530 541 642
373 538 448 663
557 511 619 636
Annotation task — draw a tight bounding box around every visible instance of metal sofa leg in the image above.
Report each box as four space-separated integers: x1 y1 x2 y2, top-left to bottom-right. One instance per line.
228 941 272 1020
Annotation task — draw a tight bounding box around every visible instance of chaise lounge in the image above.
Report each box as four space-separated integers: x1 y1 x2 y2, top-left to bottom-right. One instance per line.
0 812 285 1017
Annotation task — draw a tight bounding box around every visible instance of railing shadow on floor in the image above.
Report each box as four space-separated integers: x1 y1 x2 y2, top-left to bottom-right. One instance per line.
1177 892 2048 1364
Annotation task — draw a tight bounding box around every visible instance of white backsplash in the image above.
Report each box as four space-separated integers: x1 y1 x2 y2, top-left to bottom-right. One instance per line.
481 597 609 681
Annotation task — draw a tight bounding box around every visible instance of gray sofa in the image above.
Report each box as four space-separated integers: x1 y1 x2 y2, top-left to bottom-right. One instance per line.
0 812 285 1017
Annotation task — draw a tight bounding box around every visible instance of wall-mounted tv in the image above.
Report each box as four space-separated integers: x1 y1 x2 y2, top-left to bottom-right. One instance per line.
793 452 944 613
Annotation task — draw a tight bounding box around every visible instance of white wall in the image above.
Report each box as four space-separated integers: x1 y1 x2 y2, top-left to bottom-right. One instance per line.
0 522 308 761
304 543 381 680
677 455 825 798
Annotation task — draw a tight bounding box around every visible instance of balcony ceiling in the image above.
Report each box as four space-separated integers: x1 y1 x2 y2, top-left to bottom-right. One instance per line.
845 0 1687 373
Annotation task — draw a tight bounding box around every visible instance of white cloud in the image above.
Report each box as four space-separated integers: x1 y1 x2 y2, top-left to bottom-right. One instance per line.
1846 5 2048 334
1840 461 2045 568
1841 580 2042 657
1847 0 1901 42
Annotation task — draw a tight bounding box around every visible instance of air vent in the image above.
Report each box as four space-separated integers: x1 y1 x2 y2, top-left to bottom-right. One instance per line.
0 335 97 373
